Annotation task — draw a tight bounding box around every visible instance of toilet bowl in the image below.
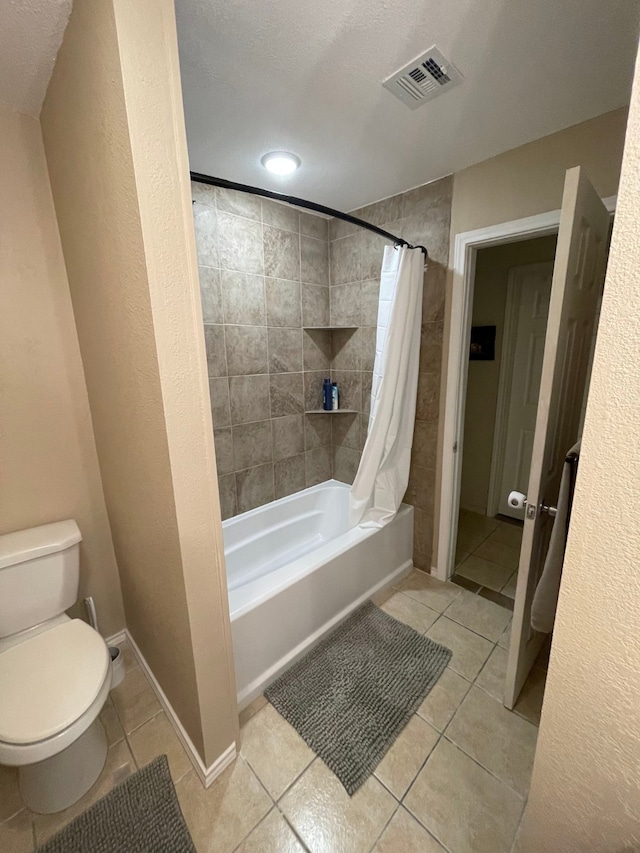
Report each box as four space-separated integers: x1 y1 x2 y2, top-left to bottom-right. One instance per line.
0 521 113 813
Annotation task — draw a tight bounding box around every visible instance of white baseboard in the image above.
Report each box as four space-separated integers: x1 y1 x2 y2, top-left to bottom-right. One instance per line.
105 628 236 787
104 629 127 647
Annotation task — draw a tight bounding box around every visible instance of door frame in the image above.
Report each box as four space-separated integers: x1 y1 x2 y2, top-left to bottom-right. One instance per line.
486 261 555 519
435 198 616 582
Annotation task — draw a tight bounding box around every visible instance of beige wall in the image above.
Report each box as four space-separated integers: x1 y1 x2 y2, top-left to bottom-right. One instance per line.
0 109 125 638
42 0 237 766
450 108 627 237
518 47 640 851
460 236 557 515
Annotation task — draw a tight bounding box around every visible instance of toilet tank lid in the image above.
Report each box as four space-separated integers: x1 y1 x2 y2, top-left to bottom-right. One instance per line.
0 521 82 570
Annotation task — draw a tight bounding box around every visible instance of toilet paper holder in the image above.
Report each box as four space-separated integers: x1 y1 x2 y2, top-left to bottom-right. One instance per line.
508 491 557 518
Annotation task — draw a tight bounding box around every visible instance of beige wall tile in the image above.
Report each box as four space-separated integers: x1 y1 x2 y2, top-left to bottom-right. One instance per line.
220 271 265 326
236 463 275 513
300 211 328 241
272 415 305 461
274 455 306 499
301 284 329 327
232 421 273 470
204 324 227 377
301 235 329 285
208 376 231 429
225 325 268 376
229 375 270 425
264 226 300 281
262 199 299 232
271 373 304 417
217 212 263 275
280 759 396 853
267 328 303 374
217 474 237 520
305 446 332 486
216 187 261 221
266 278 302 328
333 445 361 485
198 266 223 324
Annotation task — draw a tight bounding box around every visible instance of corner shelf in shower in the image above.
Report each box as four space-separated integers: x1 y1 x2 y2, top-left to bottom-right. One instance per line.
305 409 358 414
303 326 358 331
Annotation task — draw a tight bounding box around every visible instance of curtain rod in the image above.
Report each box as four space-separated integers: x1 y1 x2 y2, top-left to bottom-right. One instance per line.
190 172 428 257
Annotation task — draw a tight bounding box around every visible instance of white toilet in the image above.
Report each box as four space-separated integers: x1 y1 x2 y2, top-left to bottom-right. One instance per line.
0 520 111 814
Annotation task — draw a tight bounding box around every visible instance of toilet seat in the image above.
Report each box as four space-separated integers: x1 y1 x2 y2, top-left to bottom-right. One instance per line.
0 619 110 766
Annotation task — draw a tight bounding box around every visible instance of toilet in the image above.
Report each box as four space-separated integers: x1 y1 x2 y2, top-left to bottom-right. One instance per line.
0 520 111 814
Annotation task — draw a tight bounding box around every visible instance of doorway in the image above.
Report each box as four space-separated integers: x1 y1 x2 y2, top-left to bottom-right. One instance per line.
453 236 557 603
437 180 615 711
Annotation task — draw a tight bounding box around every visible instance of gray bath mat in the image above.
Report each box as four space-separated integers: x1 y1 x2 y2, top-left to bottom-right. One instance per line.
35 755 195 853
265 600 452 794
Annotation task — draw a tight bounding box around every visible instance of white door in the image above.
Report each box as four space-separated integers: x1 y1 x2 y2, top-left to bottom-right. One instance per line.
497 264 554 520
504 167 609 708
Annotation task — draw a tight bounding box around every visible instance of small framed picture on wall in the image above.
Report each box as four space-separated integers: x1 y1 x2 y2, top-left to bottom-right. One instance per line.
469 325 496 361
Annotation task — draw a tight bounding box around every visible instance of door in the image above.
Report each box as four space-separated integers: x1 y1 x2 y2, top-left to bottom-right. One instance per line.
496 264 554 520
504 167 609 708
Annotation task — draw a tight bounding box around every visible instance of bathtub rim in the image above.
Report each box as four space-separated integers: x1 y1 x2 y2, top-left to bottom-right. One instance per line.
226 483 412 621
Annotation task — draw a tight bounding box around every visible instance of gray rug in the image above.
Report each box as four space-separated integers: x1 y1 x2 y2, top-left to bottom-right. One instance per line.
35 755 195 853
265 600 452 795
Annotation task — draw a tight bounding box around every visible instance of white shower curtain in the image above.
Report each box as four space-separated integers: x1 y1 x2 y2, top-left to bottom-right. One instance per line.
349 245 424 527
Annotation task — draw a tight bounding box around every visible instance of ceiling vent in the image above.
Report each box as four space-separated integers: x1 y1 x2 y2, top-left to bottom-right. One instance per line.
383 46 463 110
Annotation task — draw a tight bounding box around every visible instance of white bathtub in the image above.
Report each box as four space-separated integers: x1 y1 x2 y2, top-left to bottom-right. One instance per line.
225 480 414 708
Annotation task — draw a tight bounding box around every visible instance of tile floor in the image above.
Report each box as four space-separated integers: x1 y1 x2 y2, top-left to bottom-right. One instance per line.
0 571 547 853
454 509 524 604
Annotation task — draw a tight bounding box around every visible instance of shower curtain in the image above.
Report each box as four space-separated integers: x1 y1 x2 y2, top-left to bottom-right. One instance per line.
349 245 424 527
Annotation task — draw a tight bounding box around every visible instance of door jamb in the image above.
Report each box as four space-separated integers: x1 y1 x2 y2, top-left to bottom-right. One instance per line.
435 197 616 582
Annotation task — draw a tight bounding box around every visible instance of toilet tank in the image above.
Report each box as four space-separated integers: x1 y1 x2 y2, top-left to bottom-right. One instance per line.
0 520 82 639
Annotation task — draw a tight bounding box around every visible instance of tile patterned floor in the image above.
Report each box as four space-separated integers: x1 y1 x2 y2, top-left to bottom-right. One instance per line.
0 573 546 853
454 509 524 606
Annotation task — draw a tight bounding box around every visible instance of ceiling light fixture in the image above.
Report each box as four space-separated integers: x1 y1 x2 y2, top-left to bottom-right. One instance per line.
261 151 301 176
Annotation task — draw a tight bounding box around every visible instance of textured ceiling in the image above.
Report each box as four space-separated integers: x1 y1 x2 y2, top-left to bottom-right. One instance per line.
0 0 72 116
176 0 640 210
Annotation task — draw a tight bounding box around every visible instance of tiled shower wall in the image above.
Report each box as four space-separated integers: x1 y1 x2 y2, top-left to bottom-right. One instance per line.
193 176 451 568
328 176 452 569
192 182 334 518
